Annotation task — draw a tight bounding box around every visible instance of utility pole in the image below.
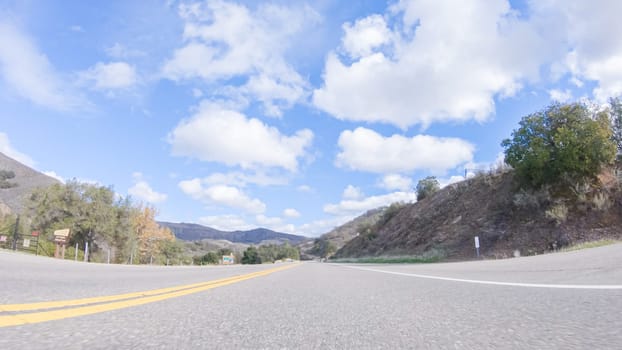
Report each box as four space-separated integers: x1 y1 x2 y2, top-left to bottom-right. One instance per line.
11 215 19 251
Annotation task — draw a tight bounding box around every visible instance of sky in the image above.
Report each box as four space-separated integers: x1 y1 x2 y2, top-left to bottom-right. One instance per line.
1 0 621 237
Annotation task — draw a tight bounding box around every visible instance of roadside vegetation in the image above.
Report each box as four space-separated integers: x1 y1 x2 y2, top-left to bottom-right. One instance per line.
241 243 300 264
560 239 620 252
1 180 185 264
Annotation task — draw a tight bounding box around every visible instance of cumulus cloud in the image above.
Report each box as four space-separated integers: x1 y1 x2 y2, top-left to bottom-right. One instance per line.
200 171 288 188
128 173 167 204
0 21 83 111
324 190 416 216
179 179 266 214
342 185 364 200
0 132 35 167
379 174 413 191
80 62 138 90
548 89 572 102
530 1 622 102
336 127 474 174
162 0 319 116
283 208 300 218
313 0 549 129
341 15 392 59
168 102 313 171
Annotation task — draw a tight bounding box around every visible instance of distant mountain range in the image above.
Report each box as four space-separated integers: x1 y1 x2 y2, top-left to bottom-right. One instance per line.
159 221 307 245
0 152 60 215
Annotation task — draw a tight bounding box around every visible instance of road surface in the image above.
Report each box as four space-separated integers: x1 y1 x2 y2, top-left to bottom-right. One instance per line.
1 244 622 349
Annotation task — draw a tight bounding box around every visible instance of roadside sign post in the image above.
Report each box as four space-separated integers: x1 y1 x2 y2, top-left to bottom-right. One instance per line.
474 236 480 257
53 229 71 259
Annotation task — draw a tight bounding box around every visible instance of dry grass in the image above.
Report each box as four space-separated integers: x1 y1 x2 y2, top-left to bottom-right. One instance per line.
561 239 620 252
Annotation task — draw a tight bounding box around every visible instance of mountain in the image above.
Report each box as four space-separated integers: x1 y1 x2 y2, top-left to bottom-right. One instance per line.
335 168 622 260
160 221 306 245
0 152 60 215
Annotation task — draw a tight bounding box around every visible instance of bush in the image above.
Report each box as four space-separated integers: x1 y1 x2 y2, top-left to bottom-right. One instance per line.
416 176 440 201
502 103 616 189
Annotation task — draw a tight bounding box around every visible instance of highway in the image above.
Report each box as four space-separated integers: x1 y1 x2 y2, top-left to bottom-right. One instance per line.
1 244 622 349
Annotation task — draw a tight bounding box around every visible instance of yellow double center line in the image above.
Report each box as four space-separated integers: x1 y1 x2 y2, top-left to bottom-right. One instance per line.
0 263 299 328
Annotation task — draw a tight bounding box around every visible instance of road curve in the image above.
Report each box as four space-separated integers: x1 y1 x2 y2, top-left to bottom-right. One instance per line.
1 244 621 349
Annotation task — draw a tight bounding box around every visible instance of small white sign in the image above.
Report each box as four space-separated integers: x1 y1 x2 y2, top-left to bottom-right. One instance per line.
23 238 30 248
474 236 480 248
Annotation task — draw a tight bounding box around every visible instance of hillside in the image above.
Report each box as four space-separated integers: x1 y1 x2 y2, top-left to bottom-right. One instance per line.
299 208 386 258
335 168 622 260
0 152 60 215
160 221 306 245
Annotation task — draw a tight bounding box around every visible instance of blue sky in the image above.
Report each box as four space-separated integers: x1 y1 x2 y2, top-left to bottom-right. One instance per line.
1 0 621 236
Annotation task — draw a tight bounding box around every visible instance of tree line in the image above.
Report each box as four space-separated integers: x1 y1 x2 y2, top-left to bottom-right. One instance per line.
12 179 183 264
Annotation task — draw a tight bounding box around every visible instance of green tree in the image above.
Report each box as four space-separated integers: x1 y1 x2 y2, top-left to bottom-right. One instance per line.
203 251 220 264
241 246 262 264
609 97 622 158
416 176 440 201
26 180 122 261
502 103 616 188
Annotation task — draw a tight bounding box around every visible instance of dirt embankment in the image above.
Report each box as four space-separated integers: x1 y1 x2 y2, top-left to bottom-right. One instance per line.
335 169 622 260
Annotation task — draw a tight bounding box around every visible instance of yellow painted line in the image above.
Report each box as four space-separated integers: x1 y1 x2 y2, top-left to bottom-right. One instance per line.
0 263 298 327
1 266 282 312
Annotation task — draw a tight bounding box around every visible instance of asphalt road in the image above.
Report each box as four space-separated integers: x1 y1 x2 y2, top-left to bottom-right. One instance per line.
1 244 622 349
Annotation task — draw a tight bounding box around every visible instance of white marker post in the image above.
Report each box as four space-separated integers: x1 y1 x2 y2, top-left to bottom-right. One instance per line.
474 236 480 257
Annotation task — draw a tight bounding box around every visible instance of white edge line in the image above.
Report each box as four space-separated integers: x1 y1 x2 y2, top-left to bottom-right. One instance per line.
339 265 622 290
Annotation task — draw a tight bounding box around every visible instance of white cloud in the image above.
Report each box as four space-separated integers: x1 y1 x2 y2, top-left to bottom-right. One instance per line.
313 0 548 129
128 173 167 204
336 127 474 174
0 21 83 111
324 191 416 216
342 185 364 200
548 89 572 102
283 208 300 218
298 215 356 237
198 215 254 231
0 132 35 167
255 214 282 226
80 62 138 90
168 102 313 171
179 179 266 214
70 25 84 32
379 174 412 191
531 1 622 102
42 171 64 183
297 185 313 193
105 43 145 59
341 15 392 59
192 88 203 98
254 214 296 234
200 171 288 188
162 1 319 116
